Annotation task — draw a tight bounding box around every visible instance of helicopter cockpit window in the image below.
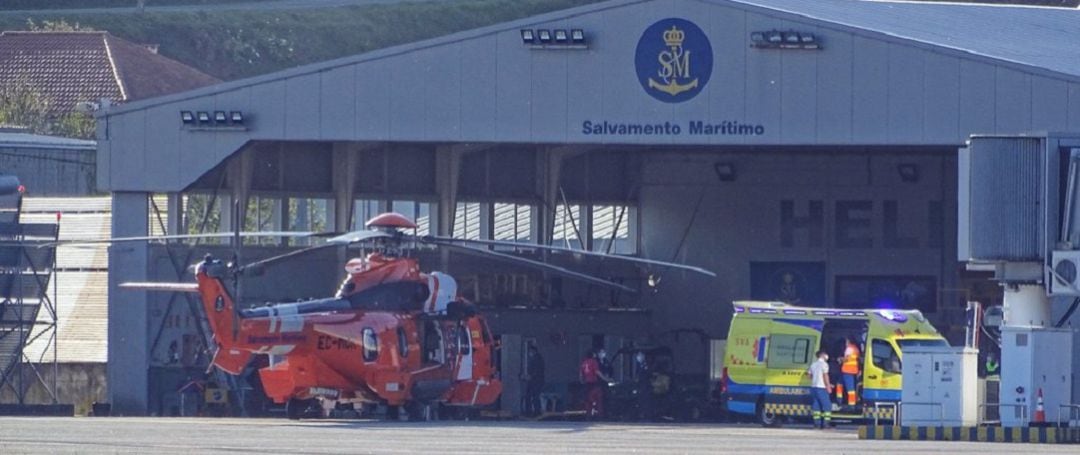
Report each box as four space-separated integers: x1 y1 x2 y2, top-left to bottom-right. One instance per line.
397 327 409 358
362 328 378 362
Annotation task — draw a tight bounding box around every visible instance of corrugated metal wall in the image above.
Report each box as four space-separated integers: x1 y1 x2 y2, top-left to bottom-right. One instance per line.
0 147 95 196
966 137 1044 261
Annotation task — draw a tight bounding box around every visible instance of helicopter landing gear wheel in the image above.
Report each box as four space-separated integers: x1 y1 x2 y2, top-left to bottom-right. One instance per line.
286 398 313 420
386 404 401 421
404 400 434 421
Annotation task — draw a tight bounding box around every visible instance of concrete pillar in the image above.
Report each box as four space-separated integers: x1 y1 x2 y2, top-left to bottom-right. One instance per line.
436 145 468 269
332 143 359 233
166 192 183 235
227 148 255 236
577 205 592 251
218 195 233 233
107 191 150 415
538 146 591 245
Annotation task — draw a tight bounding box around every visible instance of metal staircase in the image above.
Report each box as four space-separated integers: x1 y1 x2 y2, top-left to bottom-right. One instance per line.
0 180 60 403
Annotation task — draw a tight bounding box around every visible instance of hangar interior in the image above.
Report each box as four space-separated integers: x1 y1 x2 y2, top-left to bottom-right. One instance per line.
133 140 961 416
96 0 1080 415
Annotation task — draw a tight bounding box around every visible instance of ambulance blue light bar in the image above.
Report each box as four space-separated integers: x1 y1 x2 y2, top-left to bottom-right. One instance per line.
877 310 908 323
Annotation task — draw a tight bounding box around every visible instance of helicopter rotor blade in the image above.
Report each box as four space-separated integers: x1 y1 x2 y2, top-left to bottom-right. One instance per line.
433 242 635 293
120 282 200 293
237 229 392 273
323 229 394 245
423 235 716 277
237 243 339 274
36 231 317 248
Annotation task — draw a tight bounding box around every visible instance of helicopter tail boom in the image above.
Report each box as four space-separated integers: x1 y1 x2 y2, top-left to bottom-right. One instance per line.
193 262 251 375
212 346 252 375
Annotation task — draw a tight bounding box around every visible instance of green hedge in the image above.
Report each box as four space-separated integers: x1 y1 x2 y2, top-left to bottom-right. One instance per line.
1 0 270 11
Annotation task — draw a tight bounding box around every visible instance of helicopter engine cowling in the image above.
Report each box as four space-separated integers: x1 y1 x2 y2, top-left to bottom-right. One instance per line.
422 272 457 314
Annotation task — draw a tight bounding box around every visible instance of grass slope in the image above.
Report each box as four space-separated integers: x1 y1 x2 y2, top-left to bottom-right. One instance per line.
0 0 601 80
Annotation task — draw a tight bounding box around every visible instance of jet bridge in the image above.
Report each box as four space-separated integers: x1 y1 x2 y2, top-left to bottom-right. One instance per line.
959 133 1080 426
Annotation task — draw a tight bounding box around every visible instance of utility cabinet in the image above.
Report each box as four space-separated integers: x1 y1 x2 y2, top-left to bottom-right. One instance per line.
901 346 979 427
999 327 1073 427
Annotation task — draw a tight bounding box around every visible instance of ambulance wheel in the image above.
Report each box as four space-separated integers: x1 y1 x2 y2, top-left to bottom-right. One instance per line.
756 402 780 427
286 398 312 420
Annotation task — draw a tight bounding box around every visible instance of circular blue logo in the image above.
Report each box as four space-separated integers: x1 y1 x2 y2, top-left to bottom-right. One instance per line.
635 18 713 103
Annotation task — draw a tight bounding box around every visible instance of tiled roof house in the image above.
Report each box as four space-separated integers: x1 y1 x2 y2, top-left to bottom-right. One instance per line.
0 31 219 113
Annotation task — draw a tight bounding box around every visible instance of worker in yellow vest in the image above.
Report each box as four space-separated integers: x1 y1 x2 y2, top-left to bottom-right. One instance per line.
841 338 860 407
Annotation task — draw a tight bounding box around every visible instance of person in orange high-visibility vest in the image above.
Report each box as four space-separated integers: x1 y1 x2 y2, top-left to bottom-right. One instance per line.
841 338 860 407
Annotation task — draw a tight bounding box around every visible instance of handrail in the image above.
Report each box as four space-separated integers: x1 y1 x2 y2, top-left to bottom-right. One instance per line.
899 401 944 424
872 401 900 426
1057 404 1080 426
979 403 1028 425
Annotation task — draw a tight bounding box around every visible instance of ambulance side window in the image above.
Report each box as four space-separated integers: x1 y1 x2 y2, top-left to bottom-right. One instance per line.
766 334 814 369
871 339 901 374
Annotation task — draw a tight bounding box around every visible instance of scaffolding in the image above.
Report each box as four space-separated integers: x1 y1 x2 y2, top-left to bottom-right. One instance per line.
0 177 60 405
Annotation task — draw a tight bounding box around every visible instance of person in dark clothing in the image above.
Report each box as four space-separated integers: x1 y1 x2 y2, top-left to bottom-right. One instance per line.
633 351 654 421
523 344 546 416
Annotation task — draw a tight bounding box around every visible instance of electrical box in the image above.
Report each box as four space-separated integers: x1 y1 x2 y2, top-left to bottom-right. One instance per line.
1050 250 1080 296
999 327 1073 427
901 346 979 427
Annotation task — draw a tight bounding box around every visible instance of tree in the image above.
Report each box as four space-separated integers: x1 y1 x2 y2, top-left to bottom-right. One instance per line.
0 79 97 139
0 79 51 132
54 111 96 140
25 19 94 32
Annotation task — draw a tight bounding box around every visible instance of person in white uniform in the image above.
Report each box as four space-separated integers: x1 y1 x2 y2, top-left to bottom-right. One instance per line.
807 350 834 429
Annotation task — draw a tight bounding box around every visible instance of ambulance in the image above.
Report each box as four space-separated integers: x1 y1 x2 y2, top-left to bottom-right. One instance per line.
720 300 947 426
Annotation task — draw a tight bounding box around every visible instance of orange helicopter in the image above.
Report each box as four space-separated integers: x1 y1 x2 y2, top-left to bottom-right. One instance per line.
114 211 715 420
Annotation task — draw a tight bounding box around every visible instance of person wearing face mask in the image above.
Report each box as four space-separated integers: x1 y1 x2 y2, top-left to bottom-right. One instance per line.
597 348 613 378
807 350 834 429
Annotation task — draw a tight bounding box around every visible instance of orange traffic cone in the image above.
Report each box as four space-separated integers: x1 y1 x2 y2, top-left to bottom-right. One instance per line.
1033 388 1046 424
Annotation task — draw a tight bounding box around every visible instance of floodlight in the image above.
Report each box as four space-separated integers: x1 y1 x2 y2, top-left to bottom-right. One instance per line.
571 29 585 44
521 29 535 44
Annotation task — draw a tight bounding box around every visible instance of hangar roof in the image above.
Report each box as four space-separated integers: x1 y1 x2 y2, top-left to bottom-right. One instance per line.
0 131 95 151
106 0 1080 116
733 0 1080 80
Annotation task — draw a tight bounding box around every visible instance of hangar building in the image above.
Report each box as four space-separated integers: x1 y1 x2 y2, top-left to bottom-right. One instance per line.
97 0 1080 415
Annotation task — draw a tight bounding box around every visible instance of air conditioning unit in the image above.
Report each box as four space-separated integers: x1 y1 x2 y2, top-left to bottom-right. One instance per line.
1050 250 1080 296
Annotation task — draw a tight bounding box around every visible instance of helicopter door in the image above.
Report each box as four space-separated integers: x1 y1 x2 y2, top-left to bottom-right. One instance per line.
456 323 474 381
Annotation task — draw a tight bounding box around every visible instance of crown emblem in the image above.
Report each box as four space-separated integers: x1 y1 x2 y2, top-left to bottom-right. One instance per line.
663 26 685 47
